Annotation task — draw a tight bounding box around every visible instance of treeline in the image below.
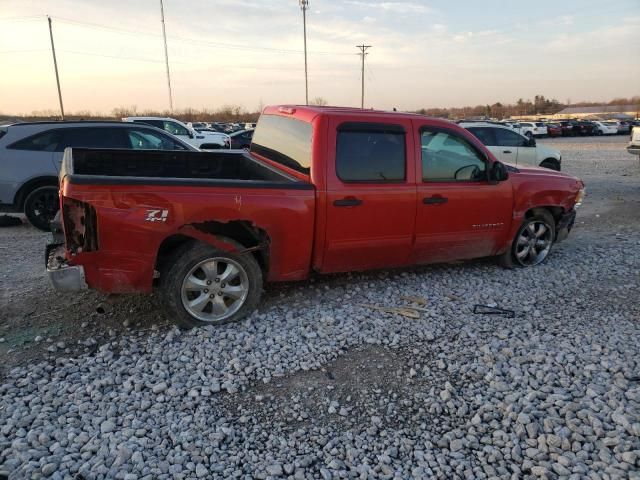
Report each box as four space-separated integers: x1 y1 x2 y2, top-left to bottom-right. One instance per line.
415 95 640 119
1 105 261 123
2 95 639 122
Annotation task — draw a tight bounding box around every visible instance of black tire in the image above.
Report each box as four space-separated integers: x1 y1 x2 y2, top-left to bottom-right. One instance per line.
23 185 59 231
160 239 263 328
497 209 555 269
540 159 560 171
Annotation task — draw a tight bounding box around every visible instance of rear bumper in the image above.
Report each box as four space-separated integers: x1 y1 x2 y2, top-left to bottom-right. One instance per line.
556 210 576 242
46 243 87 291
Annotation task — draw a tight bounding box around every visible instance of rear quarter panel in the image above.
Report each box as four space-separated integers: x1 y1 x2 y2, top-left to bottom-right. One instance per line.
62 181 315 293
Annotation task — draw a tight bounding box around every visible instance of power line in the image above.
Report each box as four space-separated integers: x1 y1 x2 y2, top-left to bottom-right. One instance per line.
50 16 353 56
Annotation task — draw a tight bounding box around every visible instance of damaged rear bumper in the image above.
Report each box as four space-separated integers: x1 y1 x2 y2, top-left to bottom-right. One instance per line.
556 209 576 242
46 243 88 291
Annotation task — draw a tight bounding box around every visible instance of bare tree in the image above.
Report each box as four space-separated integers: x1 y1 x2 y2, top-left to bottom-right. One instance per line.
310 97 328 106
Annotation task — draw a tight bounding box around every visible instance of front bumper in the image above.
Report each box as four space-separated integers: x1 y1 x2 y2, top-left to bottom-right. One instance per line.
46 243 88 291
627 145 640 155
556 210 576 242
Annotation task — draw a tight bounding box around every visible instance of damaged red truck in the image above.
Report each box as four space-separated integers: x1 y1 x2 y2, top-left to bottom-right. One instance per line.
47 106 585 327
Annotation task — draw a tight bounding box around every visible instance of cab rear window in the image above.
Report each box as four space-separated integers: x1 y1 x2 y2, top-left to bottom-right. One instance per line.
251 115 312 174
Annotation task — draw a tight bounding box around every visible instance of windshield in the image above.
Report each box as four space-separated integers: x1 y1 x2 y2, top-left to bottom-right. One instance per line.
251 114 312 174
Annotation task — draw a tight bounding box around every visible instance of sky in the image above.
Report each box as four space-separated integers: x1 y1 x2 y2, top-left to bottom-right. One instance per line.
0 0 639 115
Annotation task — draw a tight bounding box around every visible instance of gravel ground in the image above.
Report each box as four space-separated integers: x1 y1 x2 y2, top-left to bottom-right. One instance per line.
0 136 638 479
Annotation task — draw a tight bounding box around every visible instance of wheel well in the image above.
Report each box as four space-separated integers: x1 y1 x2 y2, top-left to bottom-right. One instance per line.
525 206 563 225
14 176 59 210
155 221 270 276
540 158 560 170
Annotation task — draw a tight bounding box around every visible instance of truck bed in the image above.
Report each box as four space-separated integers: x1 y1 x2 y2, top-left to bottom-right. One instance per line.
61 148 309 189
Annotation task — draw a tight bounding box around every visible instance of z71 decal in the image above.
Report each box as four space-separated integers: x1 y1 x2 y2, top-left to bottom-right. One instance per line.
145 209 169 222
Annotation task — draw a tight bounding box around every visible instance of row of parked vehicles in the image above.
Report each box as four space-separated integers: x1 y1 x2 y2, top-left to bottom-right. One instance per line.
490 119 636 138
0 116 255 230
1 114 567 231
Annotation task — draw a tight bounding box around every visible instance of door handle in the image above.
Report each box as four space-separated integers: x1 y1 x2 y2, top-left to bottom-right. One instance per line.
333 197 363 207
502 150 512 154
423 196 448 205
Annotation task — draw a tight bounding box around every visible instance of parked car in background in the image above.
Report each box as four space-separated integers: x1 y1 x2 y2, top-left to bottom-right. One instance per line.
627 127 640 155
187 122 208 131
558 121 577 137
546 123 563 137
0 121 195 230
519 122 547 138
461 122 562 170
592 121 618 135
615 121 631 135
575 121 595 136
123 117 229 149
226 128 254 149
47 105 584 327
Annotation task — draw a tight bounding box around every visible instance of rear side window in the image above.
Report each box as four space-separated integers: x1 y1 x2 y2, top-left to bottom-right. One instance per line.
126 128 188 150
58 127 128 152
336 123 405 182
467 127 496 146
494 128 526 147
163 121 189 136
251 114 312 174
8 130 62 151
535 123 545 127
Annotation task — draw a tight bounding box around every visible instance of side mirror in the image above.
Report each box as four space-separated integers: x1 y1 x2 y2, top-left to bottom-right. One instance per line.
188 131 195 139
526 137 536 147
490 161 509 183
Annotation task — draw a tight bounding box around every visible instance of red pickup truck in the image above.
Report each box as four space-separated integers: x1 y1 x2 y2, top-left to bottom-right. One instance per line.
47 106 585 327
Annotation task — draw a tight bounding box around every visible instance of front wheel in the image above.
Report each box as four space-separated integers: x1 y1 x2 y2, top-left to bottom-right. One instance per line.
160 240 263 328
24 185 59 231
540 159 560 171
497 210 555 268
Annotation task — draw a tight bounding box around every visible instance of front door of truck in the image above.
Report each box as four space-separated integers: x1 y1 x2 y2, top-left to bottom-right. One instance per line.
412 124 513 264
322 119 417 273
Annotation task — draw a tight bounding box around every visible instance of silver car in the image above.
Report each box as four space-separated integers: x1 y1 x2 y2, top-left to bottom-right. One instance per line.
0 121 194 230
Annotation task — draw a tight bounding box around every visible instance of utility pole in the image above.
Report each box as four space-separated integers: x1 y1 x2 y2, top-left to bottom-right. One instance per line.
299 0 309 105
47 16 65 120
356 44 371 109
159 0 174 111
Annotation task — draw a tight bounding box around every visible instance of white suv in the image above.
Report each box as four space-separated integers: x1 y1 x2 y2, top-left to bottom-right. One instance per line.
123 117 229 150
519 122 548 138
0 121 194 230
460 122 562 170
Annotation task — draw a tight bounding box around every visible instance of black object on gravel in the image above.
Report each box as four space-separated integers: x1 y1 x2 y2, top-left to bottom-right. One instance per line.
0 215 22 227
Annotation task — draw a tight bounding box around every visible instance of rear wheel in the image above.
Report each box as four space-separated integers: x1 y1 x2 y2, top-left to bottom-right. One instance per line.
24 185 59 231
525 131 533 139
497 210 555 268
160 239 263 328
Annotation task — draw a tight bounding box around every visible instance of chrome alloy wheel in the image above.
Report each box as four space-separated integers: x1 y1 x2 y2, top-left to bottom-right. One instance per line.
515 220 553 266
180 257 249 322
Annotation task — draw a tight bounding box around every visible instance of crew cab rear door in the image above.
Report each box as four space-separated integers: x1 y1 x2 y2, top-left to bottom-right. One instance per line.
412 122 512 264
322 119 416 273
